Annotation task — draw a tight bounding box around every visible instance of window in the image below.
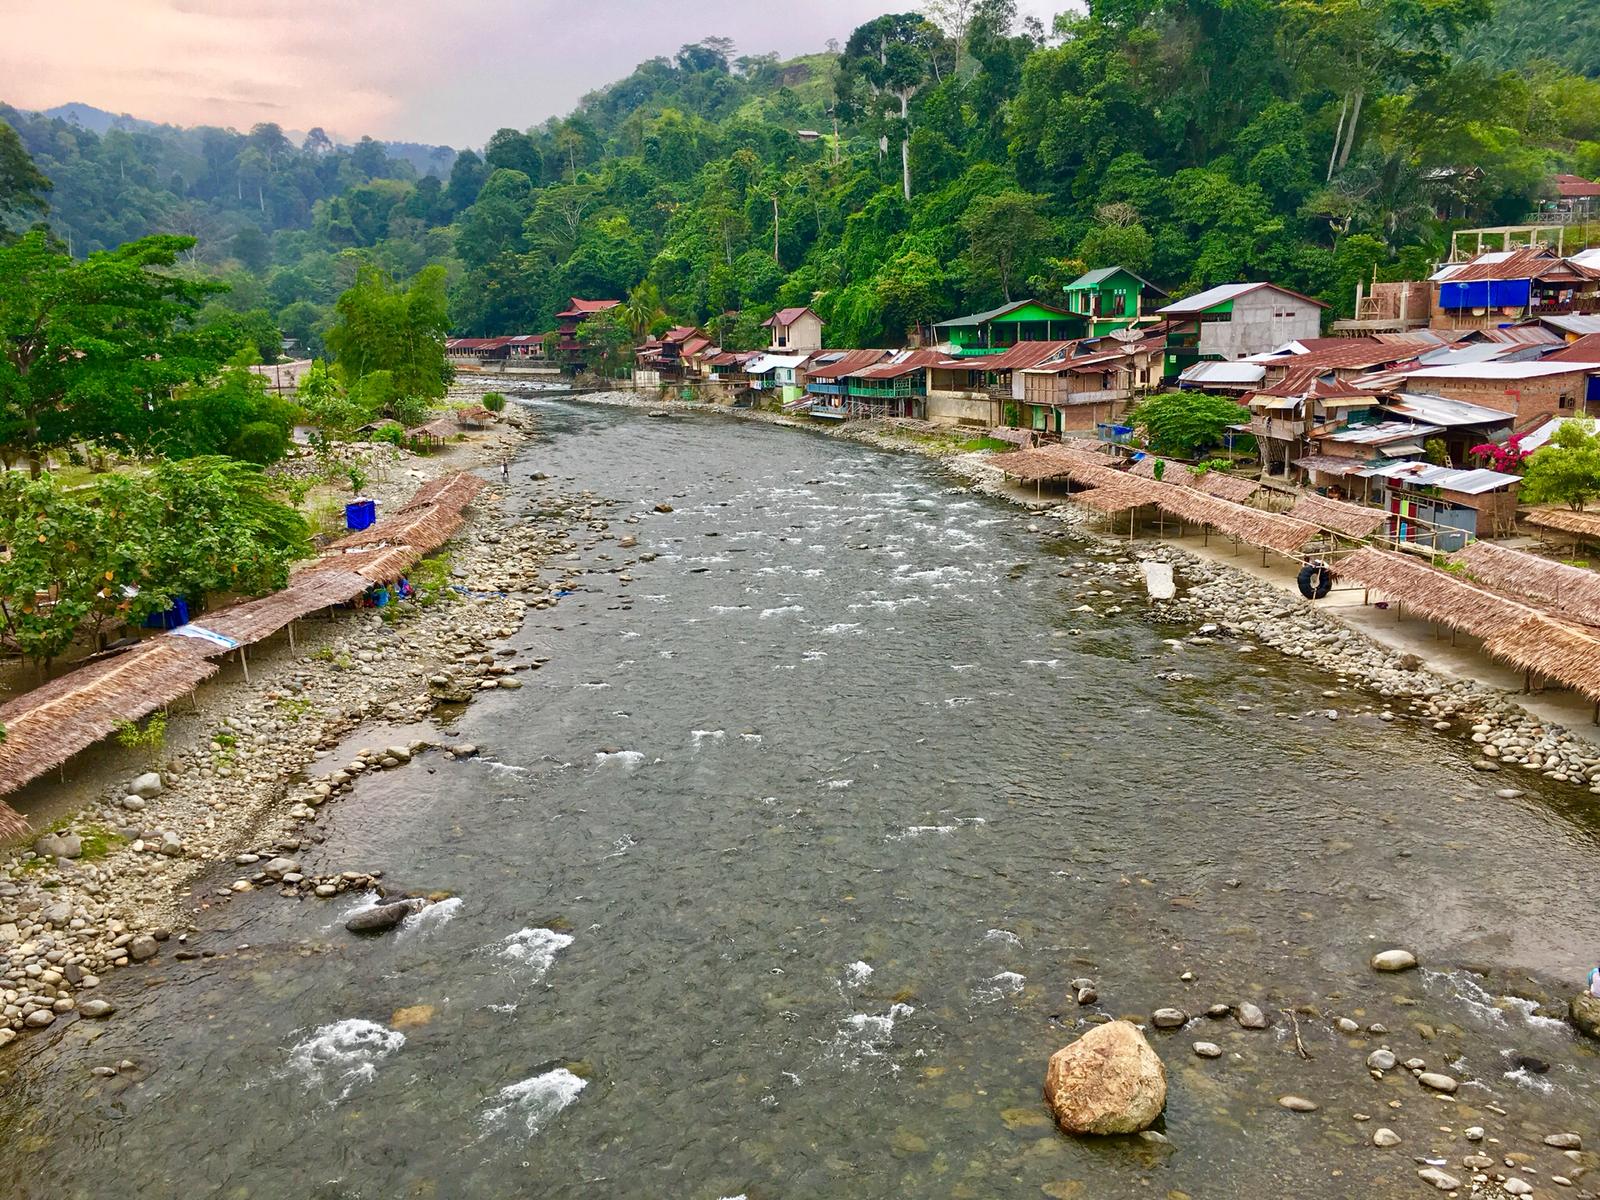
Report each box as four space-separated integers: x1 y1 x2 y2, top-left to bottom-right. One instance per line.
1560 393 1574 410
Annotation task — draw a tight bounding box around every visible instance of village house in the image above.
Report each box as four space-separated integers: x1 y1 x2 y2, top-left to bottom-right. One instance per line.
1366 461 1522 545
933 300 1085 357
1247 373 1385 482
762 306 824 353
743 353 810 404
1428 245 1600 332
1017 336 1165 435
1062 267 1167 336
923 340 1074 427
552 297 622 370
1397 359 1600 422
831 349 945 420
634 326 710 386
1157 282 1328 378
799 349 894 419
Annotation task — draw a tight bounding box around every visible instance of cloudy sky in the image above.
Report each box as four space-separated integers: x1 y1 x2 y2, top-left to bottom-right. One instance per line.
5 0 1070 148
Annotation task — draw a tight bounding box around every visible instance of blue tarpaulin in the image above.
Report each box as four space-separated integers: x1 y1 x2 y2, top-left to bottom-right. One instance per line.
1489 279 1531 307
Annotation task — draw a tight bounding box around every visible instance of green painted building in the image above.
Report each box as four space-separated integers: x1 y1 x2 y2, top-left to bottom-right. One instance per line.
933 300 1085 357
1063 267 1166 337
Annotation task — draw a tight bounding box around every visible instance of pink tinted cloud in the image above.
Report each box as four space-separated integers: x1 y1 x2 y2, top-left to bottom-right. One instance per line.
4 0 1070 146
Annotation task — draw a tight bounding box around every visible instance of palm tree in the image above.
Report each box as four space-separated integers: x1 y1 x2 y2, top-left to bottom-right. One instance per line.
624 281 667 341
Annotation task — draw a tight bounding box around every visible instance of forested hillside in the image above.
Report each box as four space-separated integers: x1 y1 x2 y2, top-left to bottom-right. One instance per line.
6 0 1600 356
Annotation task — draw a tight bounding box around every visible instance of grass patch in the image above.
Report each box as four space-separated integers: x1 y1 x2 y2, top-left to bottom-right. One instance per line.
76 824 126 861
276 696 315 721
955 436 1015 453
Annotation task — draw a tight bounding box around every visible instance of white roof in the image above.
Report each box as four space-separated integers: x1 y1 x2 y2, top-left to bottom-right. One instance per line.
1367 461 1521 494
1567 249 1600 270
1538 314 1600 336
1518 416 1600 453
1158 282 1317 315
1177 361 1265 386
1404 361 1600 380
1430 250 1517 282
746 353 808 375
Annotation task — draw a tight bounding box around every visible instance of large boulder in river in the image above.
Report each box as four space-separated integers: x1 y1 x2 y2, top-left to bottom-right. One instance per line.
1043 1020 1167 1135
345 901 417 935
1570 992 1600 1041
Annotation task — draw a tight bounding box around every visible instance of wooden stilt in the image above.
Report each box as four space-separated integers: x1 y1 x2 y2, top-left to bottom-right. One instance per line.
240 645 250 683
287 620 296 650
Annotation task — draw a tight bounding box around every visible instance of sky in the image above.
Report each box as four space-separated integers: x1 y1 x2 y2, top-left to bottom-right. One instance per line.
4 0 1069 149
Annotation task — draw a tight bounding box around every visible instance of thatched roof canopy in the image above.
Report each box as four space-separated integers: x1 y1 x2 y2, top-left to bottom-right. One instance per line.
1453 540 1600 627
1150 485 1319 554
986 448 1075 481
0 643 220 807
1289 493 1390 540
1526 508 1600 541
1483 615 1600 701
1072 482 1147 514
1334 547 1535 638
399 472 485 514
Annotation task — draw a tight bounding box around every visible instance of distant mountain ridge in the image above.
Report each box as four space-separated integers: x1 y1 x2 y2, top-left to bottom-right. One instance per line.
32 101 456 174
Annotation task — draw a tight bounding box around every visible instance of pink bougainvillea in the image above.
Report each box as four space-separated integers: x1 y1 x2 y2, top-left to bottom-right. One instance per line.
1470 433 1531 473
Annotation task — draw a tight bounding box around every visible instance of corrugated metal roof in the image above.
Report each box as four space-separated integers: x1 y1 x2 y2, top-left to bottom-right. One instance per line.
1325 420 1443 445
1428 246 1595 283
1406 360 1600 380
1159 282 1328 315
1065 266 1166 295
746 353 808 374
804 349 893 380
763 307 817 327
938 339 1076 372
1539 314 1600 337
1177 361 1266 386
1517 416 1600 452
934 299 1076 329
1382 392 1518 427
1367 461 1521 494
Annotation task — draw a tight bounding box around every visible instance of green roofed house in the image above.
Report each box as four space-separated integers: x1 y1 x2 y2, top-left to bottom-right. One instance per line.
1063 267 1167 337
933 300 1085 358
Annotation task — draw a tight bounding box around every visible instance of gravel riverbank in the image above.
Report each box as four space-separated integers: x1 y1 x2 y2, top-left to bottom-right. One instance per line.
0 406 584 1044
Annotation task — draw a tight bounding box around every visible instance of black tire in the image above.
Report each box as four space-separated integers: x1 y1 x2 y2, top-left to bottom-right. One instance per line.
1297 561 1333 600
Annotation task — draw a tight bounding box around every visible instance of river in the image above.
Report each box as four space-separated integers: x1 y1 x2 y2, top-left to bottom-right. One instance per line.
2 399 1597 1198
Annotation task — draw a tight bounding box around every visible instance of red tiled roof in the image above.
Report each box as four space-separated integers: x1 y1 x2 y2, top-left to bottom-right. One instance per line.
1264 338 1432 372
555 298 622 318
763 307 817 328
804 349 893 381
936 339 1077 372
1547 333 1600 362
1555 174 1600 199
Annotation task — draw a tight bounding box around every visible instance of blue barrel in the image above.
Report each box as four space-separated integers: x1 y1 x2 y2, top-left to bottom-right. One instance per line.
345 498 377 531
144 597 190 630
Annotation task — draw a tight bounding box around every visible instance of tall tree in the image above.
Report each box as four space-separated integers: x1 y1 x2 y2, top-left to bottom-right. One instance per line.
0 231 233 472
324 263 451 413
0 121 50 239
839 14 945 202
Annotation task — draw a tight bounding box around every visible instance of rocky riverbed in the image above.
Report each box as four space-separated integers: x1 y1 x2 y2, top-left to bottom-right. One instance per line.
0 408 605 1044
3 395 1599 1200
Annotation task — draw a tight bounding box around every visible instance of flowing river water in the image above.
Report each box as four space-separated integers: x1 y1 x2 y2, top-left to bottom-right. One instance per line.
3 399 1599 1198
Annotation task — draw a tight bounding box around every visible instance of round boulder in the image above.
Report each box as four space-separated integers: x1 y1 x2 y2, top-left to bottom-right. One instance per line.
1370 949 1418 972
1043 1019 1167 1135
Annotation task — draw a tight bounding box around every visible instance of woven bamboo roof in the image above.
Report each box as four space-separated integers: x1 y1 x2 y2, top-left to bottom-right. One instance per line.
1334 547 1535 638
1483 615 1600 702
1289 493 1390 540
1126 457 1259 503
197 568 372 647
1072 482 1147 514
406 416 459 440
987 448 1076 481
1453 540 1600 627
0 643 220 805
1150 486 1319 554
1526 508 1600 541
399 472 485 513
